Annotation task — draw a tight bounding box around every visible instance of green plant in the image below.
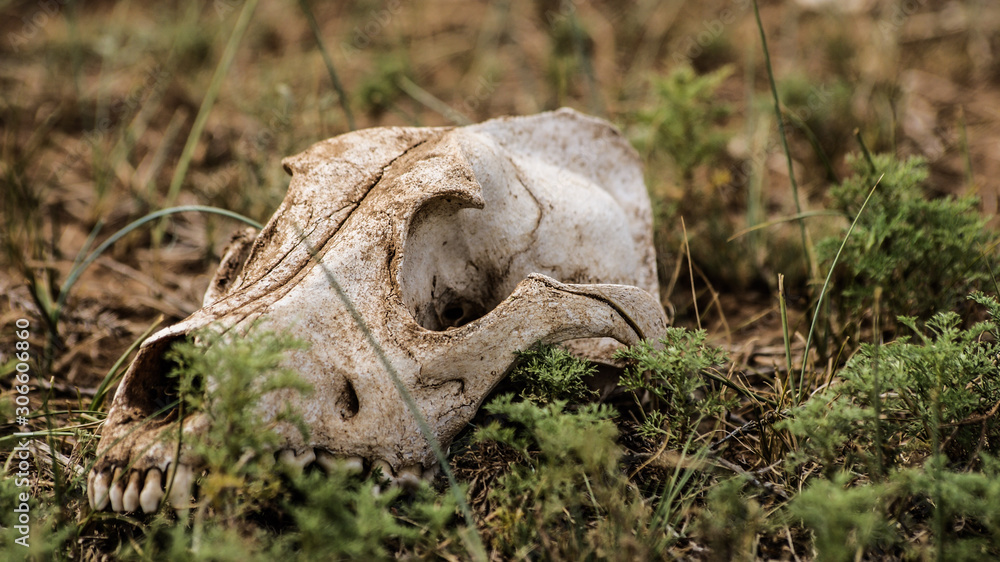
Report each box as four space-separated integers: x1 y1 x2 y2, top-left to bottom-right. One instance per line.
164 323 312 515
509 343 597 404
270 467 463 560
780 295 1000 559
474 394 656 559
819 153 997 324
786 473 896 562
631 65 732 183
544 10 599 110
693 477 765 562
356 54 411 118
784 298 1000 474
616 329 735 446
893 458 1000 560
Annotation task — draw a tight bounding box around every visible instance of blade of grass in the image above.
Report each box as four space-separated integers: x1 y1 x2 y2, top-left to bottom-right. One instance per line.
681 217 701 330
752 0 815 279
778 274 793 397
728 210 843 242
854 128 876 174
958 106 974 191
650 432 710 553
55 206 263 328
780 102 838 183
871 286 884 480
397 76 472 125
156 0 259 241
298 0 356 131
797 174 883 403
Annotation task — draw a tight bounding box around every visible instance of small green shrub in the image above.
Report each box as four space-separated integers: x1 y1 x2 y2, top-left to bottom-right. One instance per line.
786 473 896 562
475 395 657 560
509 343 596 404
271 467 463 560
893 459 1000 560
693 477 765 562
356 54 411 117
783 296 1000 474
819 152 997 324
781 294 1000 559
165 324 312 515
544 11 596 106
631 65 732 182
616 328 735 446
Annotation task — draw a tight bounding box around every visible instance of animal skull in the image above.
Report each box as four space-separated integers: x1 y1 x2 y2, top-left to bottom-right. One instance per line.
88 108 668 513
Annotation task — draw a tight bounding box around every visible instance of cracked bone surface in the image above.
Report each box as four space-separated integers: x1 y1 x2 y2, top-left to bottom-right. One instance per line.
89 108 668 512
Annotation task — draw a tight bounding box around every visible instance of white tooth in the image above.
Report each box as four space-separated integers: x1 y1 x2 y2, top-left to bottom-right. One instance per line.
87 471 96 509
92 470 111 511
123 471 141 512
140 469 164 514
279 448 316 471
344 456 365 474
371 459 395 484
167 464 194 510
314 450 364 474
397 464 421 489
314 449 337 472
109 468 125 512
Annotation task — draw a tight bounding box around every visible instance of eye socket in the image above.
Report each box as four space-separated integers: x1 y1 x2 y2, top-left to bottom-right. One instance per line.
442 305 466 325
436 300 485 330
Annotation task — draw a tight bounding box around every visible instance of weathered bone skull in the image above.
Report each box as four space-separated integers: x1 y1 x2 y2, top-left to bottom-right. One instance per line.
88 108 668 513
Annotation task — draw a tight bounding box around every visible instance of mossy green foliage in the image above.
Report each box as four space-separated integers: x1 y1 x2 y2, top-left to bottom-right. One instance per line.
474 395 660 560
781 294 1000 559
509 343 597 404
616 328 735 444
632 65 732 182
819 152 997 322
783 296 1000 474
693 477 765 562
356 54 411 117
786 473 897 562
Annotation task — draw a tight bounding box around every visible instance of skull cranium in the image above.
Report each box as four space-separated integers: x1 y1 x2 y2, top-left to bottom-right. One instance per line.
88 108 668 512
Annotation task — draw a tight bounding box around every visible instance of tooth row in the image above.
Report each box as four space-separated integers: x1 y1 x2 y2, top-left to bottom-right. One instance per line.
88 450 440 512
275 448 438 490
87 463 193 514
